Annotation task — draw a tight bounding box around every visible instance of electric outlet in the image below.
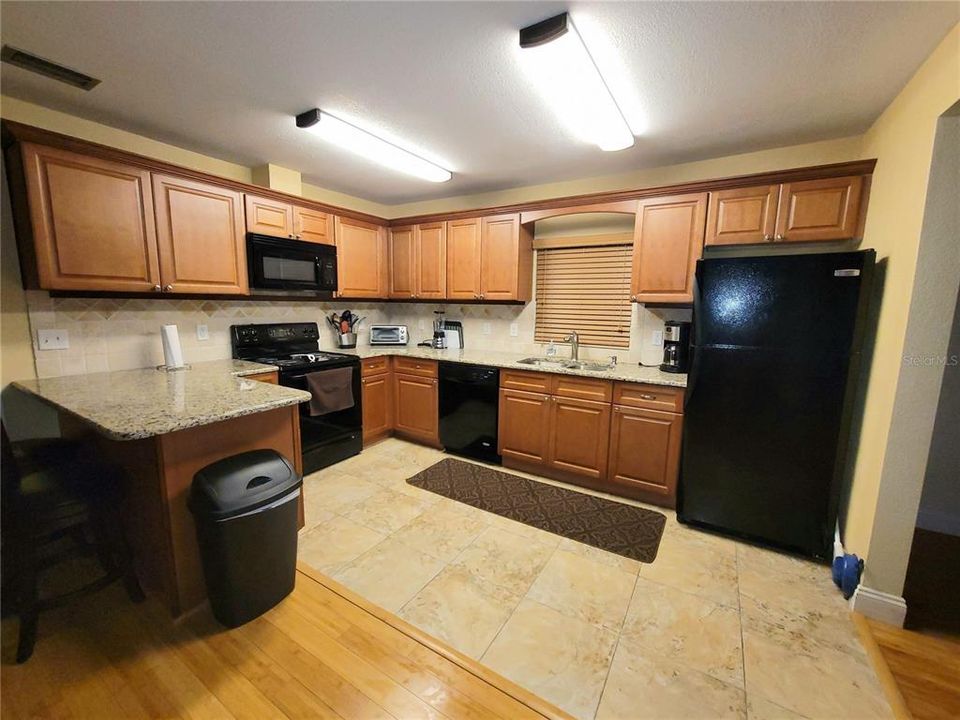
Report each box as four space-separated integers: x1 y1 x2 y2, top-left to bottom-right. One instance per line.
482 322 492 335
38 329 70 350
196 324 209 341
509 323 519 337
418 318 426 331
651 330 664 346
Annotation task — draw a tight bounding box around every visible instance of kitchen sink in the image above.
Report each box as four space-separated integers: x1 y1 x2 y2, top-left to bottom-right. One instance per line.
517 357 614 372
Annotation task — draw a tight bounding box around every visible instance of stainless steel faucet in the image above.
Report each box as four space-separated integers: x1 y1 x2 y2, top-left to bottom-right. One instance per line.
563 330 580 361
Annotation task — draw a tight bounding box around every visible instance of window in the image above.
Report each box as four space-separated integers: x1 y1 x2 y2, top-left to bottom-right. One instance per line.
534 243 633 349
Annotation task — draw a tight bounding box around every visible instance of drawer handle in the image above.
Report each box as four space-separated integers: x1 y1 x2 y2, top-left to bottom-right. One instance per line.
639 393 657 401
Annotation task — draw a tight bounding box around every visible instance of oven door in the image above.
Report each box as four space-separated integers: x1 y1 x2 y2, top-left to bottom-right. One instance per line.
248 234 337 293
281 365 362 454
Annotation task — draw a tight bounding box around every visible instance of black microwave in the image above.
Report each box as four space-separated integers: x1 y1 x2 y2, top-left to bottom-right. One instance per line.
247 233 337 296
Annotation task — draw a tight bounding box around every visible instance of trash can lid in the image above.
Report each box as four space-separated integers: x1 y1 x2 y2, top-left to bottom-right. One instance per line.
188 449 301 520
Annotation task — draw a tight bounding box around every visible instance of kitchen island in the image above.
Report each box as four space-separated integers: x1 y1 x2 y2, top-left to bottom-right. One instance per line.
14 359 310 617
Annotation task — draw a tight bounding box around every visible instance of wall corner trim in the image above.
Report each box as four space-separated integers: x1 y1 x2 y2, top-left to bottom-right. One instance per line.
849 584 908 627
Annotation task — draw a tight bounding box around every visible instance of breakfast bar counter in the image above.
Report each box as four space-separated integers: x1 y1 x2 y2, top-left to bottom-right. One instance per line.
14 360 310 618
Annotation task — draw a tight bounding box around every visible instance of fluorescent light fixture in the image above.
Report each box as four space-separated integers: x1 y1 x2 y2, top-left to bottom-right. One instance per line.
519 13 634 151
296 109 452 182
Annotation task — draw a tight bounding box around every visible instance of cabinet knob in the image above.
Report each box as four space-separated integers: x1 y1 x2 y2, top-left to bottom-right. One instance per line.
479 293 485 300
288 234 295 239
152 284 162 292
163 285 174 292
630 295 637 302
639 393 657 401
763 234 773 242
775 234 785 241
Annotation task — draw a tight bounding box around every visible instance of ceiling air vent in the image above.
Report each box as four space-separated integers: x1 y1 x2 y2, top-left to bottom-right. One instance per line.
1 45 100 91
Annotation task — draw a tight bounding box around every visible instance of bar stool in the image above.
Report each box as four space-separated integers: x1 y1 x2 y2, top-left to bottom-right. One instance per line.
1 428 144 663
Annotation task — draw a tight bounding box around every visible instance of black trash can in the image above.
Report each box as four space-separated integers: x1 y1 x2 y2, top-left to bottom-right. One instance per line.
188 449 302 627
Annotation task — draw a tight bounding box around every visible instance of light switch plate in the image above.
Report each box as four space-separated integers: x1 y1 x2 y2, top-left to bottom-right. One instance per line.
482 322 492 335
38 328 69 350
418 318 426 330
509 323 519 337
196 324 209 341
651 330 664 346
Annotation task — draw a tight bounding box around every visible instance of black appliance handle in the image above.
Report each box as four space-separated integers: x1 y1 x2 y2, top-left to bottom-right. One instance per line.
684 262 704 411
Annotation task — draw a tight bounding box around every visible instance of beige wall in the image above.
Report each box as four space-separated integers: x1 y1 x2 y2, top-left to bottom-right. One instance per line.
840 26 960 593
0 160 35 387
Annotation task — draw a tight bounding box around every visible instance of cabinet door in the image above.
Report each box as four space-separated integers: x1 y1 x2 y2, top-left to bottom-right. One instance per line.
631 193 707 304
607 406 682 506
293 206 334 245
775 175 863 243
547 396 611 481
446 217 481 300
480 213 521 300
705 185 779 246
153 174 248 295
388 225 416 299
393 373 438 445
416 222 447 299
362 372 393 445
20 143 161 292
497 388 551 465
335 216 387 298
245 194 293 238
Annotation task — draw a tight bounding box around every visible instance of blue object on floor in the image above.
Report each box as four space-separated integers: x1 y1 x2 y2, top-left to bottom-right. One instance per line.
833 553 863 599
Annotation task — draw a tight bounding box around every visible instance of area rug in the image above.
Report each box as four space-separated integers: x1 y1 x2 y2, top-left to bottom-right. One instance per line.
407 458 666 563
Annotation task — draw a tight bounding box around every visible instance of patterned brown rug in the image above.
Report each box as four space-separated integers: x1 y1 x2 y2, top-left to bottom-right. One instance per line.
407 458 666 563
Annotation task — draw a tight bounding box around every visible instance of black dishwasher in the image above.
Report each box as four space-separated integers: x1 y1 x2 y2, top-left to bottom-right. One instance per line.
439 362 501 464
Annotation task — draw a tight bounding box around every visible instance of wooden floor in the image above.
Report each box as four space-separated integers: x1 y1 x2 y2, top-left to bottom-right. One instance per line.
863 617 960 720
1 564 571 720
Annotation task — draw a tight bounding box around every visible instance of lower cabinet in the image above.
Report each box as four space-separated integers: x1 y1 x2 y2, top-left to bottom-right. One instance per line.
607 405 683 505
361 365 393 446
393 373 439 447
546 396 611 482
498 389 552 464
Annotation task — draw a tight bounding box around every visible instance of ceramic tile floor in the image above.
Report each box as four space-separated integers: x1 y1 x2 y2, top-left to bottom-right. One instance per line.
297 438 892 720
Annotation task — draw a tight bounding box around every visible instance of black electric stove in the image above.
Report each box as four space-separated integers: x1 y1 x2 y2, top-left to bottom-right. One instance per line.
232 322 362 474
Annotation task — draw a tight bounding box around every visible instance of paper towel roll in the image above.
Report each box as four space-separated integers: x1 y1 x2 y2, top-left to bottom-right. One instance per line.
161 324 185 369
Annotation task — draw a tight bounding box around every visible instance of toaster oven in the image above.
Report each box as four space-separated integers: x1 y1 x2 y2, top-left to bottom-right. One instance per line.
369 325 408 346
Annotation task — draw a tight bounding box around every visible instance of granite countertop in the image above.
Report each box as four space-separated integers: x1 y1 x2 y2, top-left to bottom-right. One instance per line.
337 346 687 388
13 359 310 441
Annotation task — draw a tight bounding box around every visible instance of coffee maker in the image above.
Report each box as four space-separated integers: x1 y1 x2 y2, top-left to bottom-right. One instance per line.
660 321 691 373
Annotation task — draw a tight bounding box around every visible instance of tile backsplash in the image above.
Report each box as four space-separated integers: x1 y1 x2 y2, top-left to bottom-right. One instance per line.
23 291 690 378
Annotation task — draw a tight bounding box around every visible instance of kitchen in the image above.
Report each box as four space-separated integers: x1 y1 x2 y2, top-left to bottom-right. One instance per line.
1 3 958 720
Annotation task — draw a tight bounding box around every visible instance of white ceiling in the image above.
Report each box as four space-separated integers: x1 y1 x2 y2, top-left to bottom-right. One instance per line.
1 2 957 205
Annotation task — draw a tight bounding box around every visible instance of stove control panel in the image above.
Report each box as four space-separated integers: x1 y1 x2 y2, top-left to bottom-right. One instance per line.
232 322 320 347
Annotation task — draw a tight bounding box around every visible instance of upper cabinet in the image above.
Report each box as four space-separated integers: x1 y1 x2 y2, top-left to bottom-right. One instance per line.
631 193 707 304
152 174 247 295
446 217 482 300
17 143 162 292
706 176 864 246
245 194 334 245
480 214 532 301
335 216 388 298
388 222 446 300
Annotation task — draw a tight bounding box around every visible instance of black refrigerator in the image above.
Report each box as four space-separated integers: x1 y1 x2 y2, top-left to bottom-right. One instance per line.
677 250 875 560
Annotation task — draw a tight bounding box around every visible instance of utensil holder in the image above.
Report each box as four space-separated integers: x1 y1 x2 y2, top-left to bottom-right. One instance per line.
337 332 357 349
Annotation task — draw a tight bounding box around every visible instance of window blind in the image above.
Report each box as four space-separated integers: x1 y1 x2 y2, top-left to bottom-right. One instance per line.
534 244 633 349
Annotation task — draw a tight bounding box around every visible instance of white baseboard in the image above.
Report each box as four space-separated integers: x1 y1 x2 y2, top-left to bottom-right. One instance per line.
849 585 908 627
915 509 960 536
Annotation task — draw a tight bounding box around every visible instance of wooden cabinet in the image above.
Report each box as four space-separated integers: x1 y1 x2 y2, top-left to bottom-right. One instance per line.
547 396 611 482
705 176 864 246
245 194 293 238
18 143 161 292
293 206 334 245
775 175 863 243
335 216 387 298
444 214 532 302
631 193 707 304
480 214 533 301
361 357 392 446
705 185 779 246
607 406 683 505
247 371 279 384
446 217 482 300
388 223 446 299
152 174 247 295
393 370 439 447
498 389 552 465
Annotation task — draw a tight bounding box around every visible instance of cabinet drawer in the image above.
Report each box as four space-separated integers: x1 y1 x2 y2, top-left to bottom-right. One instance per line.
500 369 552 393
613 382 684 413
553 375 613 403
361 356 391 377
393 356 438 378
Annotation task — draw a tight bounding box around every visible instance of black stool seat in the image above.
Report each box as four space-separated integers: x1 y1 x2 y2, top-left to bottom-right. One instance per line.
1 430 144 663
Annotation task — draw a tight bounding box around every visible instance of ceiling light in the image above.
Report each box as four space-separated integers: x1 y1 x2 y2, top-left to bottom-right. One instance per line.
519 13 634 152
296 109 452 183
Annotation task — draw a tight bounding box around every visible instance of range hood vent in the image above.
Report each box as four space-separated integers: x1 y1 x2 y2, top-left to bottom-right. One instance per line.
1 46 100 91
